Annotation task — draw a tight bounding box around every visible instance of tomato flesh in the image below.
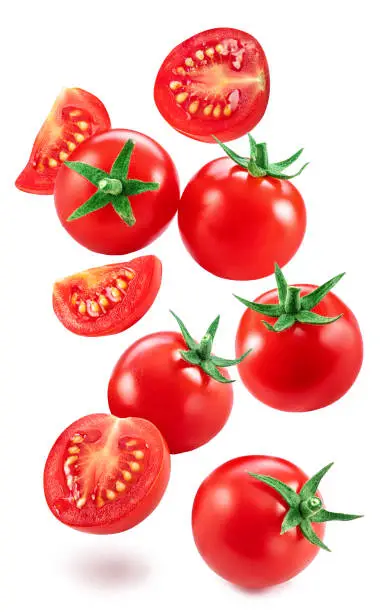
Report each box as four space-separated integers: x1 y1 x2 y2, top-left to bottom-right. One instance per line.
44 414 170 534
16 88 111 195
108 331 233 454
192 456 325 589
154 28 270 143
53 256 162 337
236 286 363 411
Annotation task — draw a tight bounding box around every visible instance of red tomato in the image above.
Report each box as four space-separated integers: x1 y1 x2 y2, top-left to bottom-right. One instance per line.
236 284 363 411
178 142 306 280
44 414 170 534
154 28 269 143
192 456 325 589
54 129 180 255
108 313 246 454
16 88 111 195
53 256 162 337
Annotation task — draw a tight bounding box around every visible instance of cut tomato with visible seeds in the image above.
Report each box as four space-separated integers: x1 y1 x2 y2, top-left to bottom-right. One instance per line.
44 414 170 534
154 28 270 143
53 255 162 337
16 88 111 195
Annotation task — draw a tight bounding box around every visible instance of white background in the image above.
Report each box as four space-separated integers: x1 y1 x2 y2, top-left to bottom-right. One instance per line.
1 1 385 609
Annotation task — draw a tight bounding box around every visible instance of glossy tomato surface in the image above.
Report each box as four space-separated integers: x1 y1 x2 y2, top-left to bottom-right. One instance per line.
108 332 233 454
154 28 269 143
236 285 363 411
178 158 306 280
192 455 325 589
44 414 170 534
54 129 180 255
16 88 111 195
53 256 162 337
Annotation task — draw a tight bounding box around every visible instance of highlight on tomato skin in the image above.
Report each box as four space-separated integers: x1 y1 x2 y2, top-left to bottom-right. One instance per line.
43 414 171 535
15 87 111 195
154 27 270 143
52 256 162 337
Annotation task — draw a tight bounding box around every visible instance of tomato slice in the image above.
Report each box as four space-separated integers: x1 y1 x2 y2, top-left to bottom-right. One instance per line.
53 255 162 337
44 414 170 534
16 88 111 195
154 28 270 143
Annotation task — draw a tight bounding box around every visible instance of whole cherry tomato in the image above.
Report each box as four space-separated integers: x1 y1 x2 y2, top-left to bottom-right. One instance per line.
108 312 250 454
178 135 307 280
55 129 180 255
192 456 362 589
235 265 363 411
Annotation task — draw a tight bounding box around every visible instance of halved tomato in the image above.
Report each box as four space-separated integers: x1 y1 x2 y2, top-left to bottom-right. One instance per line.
44 414 171 534
53 255 161 337
154 28 270 143
16 88 111 195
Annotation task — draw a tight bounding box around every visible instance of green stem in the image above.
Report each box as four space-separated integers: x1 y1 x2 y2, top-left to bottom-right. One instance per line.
198 333 213 360
98 177 123 196
256 142 268 168
285 287 301 314
300 496 323 519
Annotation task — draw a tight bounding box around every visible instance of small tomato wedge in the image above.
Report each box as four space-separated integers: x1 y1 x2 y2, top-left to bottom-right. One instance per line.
154 28 270 143
16 88 111 195
53 255 162 337
44 414 170 534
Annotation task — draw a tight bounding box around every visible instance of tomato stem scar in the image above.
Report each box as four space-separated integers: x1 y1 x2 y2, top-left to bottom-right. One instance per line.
98 178 123 196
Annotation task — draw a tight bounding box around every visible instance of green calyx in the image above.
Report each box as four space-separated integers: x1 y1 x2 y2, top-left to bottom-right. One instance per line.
170 311 251 384
235 264 345 332
214 134 309 179
249 463 363 551
65 139 160 226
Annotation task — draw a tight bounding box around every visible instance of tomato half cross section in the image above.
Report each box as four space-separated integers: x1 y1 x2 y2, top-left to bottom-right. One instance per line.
16 88 111 195
44 414 171 534
154 28 270 143
53 255 162 337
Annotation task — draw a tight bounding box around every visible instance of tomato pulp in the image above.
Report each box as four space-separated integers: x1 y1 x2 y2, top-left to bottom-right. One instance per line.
16 88 111 195
236 285 363 411
154 28 269 142
192 456 325 589
54 129 180 255
44 414 170 534
53 256 162 337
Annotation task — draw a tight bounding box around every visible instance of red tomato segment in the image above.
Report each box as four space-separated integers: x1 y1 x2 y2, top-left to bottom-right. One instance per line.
54 129 180 255
16 88 111 195
53 256 162 337
236 285 363 411
192 456 325 589
108 332 233 454
44 414 170 534
154 28 269 143
178 158 306 280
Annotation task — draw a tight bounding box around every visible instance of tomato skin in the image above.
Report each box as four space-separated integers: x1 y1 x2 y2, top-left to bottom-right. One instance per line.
44 414 170 535
108 332 233 454
54 129 180 255
192 456 325 589
178 158 306 280
53 256 162 337
154 28 269 143
236 285 363 411
16 88 111 195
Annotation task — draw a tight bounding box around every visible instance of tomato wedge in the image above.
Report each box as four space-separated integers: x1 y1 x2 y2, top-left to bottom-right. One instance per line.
44 414 171 534
154 28 270 143
53 255 162 337
16 88 111 195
